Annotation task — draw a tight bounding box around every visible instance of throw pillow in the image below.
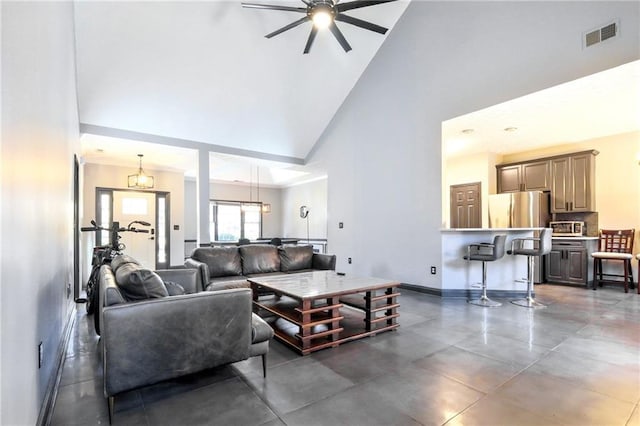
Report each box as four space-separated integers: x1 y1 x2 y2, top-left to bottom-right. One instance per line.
279 245 313 272
163 281 186 296
110 254 141 272
115 262 168 301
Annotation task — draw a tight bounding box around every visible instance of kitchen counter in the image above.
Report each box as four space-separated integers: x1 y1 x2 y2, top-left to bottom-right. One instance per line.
442 227 546 232
552 236 599 240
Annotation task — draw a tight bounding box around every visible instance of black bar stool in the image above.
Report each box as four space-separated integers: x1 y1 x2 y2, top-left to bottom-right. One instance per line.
464 234 507 307
507 228 552 308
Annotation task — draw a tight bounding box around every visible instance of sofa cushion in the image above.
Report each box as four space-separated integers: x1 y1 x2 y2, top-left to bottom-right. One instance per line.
240 245 280 275
279 245 314 272
205 276 250 292
191 247 243 278
110 254 141 272
115 262 169 301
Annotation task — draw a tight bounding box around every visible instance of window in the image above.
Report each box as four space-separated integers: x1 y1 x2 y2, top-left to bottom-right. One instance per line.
210 201 262 241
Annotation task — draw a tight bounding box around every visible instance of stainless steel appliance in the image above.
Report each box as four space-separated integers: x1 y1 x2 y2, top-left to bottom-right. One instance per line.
488 191 550 228
549 221 585 237
488 191 550 282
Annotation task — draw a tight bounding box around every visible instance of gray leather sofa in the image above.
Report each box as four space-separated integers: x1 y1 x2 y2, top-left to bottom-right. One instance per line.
98 256 273 423
185 244 337 291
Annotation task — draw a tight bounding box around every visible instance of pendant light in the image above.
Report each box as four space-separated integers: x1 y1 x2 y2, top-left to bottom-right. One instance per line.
258 166 271 214
128 154 154 189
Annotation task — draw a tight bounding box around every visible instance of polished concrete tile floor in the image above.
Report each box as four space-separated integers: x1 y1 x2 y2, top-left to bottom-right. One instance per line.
51 285 640 425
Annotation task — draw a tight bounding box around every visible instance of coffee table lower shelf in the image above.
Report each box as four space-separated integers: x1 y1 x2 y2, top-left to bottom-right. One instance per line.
254 292 399 355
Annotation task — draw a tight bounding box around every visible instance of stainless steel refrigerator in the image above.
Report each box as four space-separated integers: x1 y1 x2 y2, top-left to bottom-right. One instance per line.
488 191 550 282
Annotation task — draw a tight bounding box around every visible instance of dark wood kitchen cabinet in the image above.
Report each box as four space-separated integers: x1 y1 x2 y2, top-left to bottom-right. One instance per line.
550 151 597 213
497 160 550 193
545 238 596 286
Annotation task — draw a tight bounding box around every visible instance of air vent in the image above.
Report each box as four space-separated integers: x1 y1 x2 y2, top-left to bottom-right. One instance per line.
584 21 618 48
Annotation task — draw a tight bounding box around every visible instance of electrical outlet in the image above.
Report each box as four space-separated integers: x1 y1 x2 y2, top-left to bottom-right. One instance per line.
348 257 352 264
430 266 437 275
338 222 343 229
38 342 43 369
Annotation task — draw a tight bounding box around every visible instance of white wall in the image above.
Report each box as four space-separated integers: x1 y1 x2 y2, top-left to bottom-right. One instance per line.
281 178 328 241
1 2 80 424
308 1 639 288
83 163 185 268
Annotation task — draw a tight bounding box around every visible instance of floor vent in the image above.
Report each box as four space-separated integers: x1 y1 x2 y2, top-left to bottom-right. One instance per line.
584 21 618 48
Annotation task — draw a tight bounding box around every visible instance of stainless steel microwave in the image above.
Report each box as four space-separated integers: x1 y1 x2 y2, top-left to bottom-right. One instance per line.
549 221 584 237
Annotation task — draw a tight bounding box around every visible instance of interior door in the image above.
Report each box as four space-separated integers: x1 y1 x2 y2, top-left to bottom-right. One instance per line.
113 191 156 268
450 182 481 228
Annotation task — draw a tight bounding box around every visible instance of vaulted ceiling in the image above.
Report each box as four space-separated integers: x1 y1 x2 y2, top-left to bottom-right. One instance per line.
76 0 410 185
76 1 639 185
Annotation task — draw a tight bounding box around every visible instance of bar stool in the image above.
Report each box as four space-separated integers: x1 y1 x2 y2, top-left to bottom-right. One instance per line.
464 234 507 307
507 228 552 308
591 229 635 293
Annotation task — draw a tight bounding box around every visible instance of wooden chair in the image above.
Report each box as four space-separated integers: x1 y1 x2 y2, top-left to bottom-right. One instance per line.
591 229 635 293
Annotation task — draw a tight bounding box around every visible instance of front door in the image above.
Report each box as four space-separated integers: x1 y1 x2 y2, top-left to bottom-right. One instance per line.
113 191 156 268
450 182 481 228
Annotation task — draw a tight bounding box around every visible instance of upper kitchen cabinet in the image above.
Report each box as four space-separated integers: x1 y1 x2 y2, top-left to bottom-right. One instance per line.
550 150 598 213
497 160 550 193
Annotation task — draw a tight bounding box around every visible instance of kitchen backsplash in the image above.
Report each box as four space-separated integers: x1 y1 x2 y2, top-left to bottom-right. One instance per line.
551 212 599 236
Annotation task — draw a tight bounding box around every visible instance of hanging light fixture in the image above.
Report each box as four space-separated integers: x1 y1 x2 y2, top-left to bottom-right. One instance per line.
128 154 154 189
257 166 271 214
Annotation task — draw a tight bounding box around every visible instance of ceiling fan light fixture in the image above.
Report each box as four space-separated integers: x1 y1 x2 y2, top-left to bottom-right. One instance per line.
312 7 334 29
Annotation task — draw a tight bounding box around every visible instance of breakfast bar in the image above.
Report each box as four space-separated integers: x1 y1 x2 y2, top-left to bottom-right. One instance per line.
441 228 544 295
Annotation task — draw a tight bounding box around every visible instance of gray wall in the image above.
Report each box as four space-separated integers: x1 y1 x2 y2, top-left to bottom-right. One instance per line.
1 2 80 424
309 1 639 282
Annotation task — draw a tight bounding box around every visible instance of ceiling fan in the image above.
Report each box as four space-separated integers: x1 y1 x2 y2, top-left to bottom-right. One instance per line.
241 0 397 54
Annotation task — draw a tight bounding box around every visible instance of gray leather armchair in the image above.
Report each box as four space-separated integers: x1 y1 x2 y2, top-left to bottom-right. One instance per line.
99 265 273 423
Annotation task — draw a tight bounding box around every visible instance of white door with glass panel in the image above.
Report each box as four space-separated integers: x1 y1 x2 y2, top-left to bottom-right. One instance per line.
113 191 156 268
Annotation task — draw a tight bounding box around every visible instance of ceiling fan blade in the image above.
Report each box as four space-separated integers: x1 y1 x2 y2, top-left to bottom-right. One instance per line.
265 16 310 38
336 0 397 13
303 26 318 54
328 22 352 52
241 3 307 13
335 14 388 34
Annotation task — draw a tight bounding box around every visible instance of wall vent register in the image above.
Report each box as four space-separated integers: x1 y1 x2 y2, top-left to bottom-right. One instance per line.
584 21 618 47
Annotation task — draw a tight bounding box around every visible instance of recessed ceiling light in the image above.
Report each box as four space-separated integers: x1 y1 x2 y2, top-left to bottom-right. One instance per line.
504 127 518 132
461 129 474 134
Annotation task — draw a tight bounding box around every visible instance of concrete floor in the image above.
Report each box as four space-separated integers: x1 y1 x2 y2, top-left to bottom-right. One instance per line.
51 285 640 425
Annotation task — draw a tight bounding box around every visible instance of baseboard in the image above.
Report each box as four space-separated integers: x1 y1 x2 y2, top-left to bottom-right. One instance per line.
399 283 531 299
37 304 76 426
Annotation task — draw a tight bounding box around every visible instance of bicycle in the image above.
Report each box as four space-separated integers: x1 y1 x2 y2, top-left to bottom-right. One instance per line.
81 220 150 315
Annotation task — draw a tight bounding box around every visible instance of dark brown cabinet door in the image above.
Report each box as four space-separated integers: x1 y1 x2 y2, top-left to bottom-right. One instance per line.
450 183 481 228
546 248 565 282
497 165 522 193
522 160 551 191
569 154 594 211
550 152 595 213
566 249 587 284
550 157 570 212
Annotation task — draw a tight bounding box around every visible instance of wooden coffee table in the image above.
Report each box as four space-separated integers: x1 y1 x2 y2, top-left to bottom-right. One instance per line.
248 271 400 355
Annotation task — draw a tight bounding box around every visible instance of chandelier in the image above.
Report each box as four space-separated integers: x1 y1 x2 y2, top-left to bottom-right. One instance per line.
128 154 154 189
